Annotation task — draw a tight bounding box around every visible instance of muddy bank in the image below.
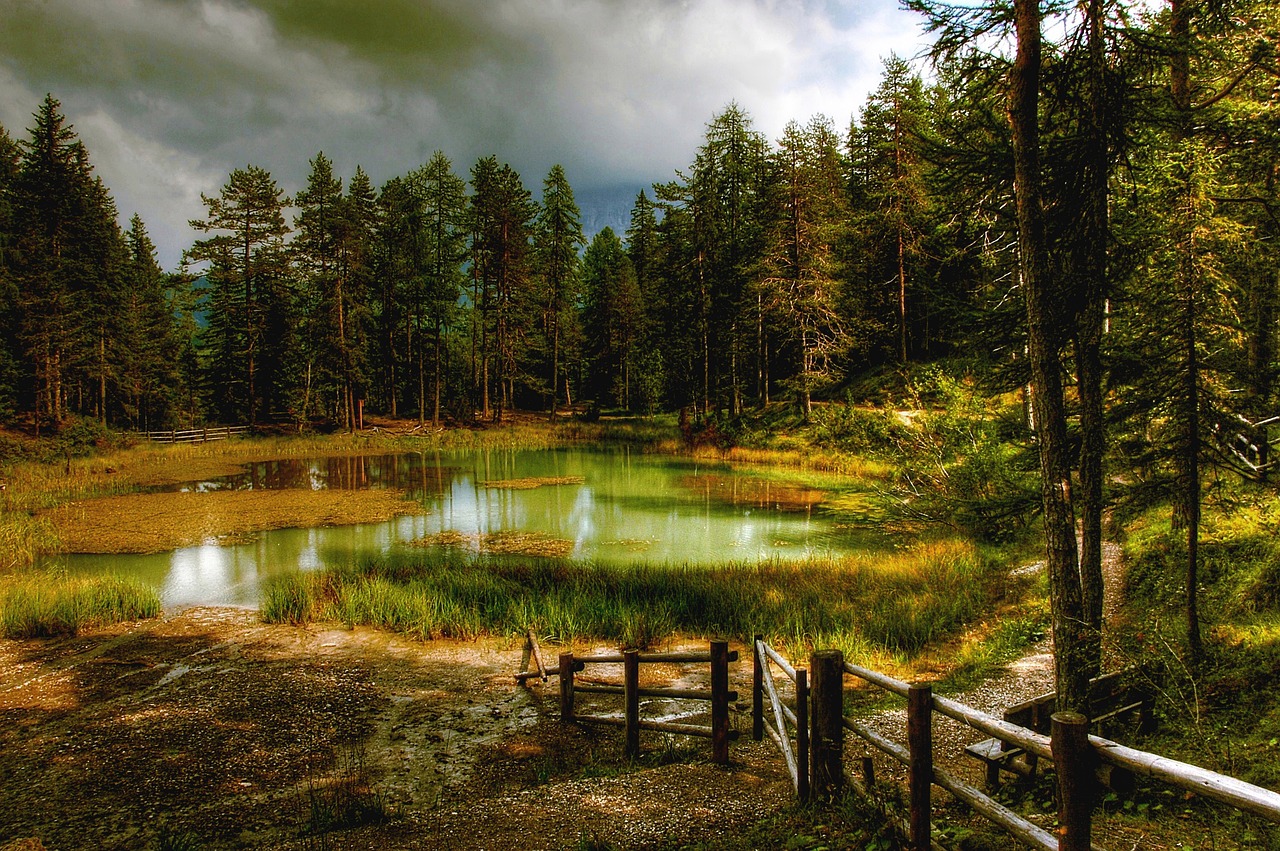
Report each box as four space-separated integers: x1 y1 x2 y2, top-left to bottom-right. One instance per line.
0 609 791 850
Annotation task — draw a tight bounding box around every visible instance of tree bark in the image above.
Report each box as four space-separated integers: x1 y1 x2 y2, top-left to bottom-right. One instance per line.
1012 0 1090 714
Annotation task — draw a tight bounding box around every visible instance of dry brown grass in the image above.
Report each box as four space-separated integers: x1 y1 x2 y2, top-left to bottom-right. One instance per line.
480 476 585 490
411 529 575 557
43 489 424 554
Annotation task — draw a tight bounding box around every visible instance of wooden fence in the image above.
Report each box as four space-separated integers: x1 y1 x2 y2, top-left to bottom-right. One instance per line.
516 633 739 764
135 426 250 444
752 635 809 800
829 650 1280 851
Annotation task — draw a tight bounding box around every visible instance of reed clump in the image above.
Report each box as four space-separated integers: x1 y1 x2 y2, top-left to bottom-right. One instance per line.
261 539 1002 660
0 572 161 638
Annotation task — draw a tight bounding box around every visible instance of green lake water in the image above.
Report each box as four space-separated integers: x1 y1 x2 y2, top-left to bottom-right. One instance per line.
58 447 884 609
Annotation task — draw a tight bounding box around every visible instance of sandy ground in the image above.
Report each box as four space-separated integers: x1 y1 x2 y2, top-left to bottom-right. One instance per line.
0 610 791 850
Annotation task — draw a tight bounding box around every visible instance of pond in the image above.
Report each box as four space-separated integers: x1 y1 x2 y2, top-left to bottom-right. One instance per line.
58 447 885 609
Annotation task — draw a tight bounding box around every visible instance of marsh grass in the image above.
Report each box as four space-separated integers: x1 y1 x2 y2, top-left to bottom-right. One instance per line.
0 571 161 637
262 539 1003 661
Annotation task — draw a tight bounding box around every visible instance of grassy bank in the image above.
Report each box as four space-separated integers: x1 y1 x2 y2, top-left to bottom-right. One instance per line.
261 539 1021 667
0 571 161 638
1109 491 1280 845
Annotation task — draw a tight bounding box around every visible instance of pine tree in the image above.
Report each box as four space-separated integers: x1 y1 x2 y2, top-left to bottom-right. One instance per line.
469 157 536 421
582 228 644 409
761 116 850 418
533 164 583 419
188 165 290 424
410 152 467 426
12 95 114 432
118 215 180 429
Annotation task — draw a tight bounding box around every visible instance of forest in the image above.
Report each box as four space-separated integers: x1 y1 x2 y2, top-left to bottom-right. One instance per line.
0 4 1270 441
2 2 1280 846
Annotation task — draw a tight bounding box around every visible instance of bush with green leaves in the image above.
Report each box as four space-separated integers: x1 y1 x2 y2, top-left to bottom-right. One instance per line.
886 367 1038 542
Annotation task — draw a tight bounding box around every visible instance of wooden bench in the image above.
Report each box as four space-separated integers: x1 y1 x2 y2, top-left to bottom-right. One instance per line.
964 669 1155 792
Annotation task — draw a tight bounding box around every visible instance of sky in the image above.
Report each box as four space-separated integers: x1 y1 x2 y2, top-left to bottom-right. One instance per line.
0 0 932 270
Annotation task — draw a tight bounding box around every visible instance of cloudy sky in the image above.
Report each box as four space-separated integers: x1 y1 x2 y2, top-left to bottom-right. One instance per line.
0 0 931 269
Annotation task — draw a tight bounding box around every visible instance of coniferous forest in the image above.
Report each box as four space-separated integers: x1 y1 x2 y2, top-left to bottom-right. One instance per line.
0 3 1273 445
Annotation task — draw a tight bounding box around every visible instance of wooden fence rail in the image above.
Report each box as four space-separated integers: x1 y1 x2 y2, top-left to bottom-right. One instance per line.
751 636 809 800
135 426 250 444
835 653 1280 851
516 634 739 764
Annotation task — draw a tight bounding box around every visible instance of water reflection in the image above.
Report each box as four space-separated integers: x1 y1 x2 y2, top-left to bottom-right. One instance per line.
62 447 883 608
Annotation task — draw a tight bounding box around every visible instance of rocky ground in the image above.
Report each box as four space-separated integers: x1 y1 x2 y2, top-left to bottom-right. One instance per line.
0 609 793 850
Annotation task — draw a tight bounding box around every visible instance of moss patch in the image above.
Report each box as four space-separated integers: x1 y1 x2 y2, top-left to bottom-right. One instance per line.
412 529 575 558
480 476 585 490
43 489 424 554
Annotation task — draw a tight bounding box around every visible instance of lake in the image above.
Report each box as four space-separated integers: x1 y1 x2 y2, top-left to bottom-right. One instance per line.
57 447 883 608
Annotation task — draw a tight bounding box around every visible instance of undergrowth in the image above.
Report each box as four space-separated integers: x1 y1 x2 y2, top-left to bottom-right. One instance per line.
0 570 161 637
262 539 1018 667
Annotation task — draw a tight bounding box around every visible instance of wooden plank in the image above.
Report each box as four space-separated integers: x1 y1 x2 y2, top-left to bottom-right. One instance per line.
762 642 798 681
908 683 933 850
1090 734 1280 822
711 640 730 764
796 668 810 803
931 694 1055 761
1054 712 1093 851
811 650 845 796
575 715 733 739
753 636 765 742
760 645 799 783
931 763 1059 851
527 629 547 681
515 666 561 682
558 652 575 723
624 650 640 759
844 659 911 697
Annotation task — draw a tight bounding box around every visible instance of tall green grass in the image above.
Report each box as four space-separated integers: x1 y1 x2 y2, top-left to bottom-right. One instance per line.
262 540 1002 662
0 572 161 638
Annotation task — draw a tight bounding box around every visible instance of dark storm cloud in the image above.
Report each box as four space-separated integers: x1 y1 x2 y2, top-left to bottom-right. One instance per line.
0 0 928 267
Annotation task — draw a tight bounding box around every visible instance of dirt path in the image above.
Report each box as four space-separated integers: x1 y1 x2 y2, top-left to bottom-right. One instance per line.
0 610 790 850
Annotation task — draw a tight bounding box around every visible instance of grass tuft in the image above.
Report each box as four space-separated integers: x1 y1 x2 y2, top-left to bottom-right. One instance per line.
262 538 1006 660
0 572 161 638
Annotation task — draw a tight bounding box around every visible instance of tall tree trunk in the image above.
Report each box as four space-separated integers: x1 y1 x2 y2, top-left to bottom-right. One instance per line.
1012 0 1090 714
549 316 559 422
1169 0 1203 664
1075 0 1109 676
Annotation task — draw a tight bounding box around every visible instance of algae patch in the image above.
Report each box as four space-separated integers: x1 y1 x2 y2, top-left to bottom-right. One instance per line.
412 530 574 558
44 489 424 554
480 476 584 490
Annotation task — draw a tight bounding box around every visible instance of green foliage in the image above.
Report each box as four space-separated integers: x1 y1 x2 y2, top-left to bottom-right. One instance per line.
884 368 1037 542
0 572 160 638
262 538 1004 661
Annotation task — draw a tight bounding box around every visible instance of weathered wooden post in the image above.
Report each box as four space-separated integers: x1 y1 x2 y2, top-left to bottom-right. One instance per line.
907 682 933 851
796 667 810 802
559 652 575 723
752 634 764 742
861 756 876 790
809 649 844 797
711 640 730 765
624 650 640 759
1052 712 1093 851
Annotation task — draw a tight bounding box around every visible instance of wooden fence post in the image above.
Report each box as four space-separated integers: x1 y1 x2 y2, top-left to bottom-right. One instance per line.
809 650 844 798
559 652 575 723
907 682 933 851
711 640 730 765
624 650 640 759
752 634 764 742
796 667 810 802
1052 712 1093 851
